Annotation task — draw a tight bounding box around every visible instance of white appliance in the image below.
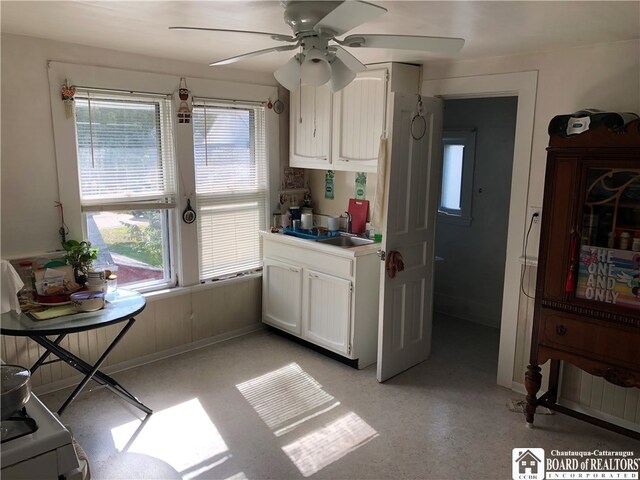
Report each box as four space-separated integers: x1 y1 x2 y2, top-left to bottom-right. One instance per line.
1 393 88 479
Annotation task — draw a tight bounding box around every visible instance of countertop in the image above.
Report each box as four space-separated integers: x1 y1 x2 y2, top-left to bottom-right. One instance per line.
260 230 381 258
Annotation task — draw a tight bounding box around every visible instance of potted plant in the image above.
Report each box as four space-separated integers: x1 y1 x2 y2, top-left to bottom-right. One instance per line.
62 240 98 285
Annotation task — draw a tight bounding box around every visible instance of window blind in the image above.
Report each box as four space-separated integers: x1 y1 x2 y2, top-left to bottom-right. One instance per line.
74 91 176 209
193 100 267 279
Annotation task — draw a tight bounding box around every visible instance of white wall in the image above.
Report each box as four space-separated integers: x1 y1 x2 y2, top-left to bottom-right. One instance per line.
425 39 640 425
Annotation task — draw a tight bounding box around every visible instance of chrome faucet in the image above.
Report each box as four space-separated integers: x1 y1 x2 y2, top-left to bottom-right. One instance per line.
343 211 352 233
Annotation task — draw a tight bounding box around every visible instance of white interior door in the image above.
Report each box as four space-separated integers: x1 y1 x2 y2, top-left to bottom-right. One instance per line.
377 93 443 382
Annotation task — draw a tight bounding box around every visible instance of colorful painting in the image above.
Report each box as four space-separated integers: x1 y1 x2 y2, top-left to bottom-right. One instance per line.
575 246 640 310
283 167 305 189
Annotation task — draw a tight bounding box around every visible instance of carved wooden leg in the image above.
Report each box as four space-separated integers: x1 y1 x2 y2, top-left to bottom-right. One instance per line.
525 364 542 426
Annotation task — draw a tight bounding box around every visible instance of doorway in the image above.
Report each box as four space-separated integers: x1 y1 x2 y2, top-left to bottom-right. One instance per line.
433 97 518 367
422 71 538 388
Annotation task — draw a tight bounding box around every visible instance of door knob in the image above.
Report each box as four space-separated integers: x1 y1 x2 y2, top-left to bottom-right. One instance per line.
377 250 386 261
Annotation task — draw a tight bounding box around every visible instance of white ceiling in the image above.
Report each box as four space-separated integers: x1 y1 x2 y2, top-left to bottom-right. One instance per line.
2 1 639 75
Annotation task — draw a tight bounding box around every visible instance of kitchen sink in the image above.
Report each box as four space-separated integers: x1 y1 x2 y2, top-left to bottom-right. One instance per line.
316 235 375 247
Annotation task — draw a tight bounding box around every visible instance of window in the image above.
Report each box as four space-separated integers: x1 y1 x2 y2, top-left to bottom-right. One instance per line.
438 129 476 225
74 91 176 289
192 100 267 280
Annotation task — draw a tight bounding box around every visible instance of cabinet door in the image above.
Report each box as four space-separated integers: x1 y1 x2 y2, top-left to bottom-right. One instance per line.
263 258 303 335
332 69 388 172
303 269 352 356
290 84 332 169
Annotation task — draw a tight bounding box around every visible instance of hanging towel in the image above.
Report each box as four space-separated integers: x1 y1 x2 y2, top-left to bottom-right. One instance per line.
1 259 23 314
371 135 388 228
385 251 405 279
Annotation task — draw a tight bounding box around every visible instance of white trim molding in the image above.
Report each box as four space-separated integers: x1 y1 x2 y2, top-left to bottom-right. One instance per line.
422 70 539 389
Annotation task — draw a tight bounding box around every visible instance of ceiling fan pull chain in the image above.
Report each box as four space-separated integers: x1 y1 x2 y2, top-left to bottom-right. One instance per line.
313 87 317 138
299 79 302 124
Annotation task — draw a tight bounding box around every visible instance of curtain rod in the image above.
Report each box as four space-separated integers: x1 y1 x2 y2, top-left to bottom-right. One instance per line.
73 85 172 98
192 96 266 107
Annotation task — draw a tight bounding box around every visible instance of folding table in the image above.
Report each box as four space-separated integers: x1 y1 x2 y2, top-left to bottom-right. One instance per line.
1 289 152 416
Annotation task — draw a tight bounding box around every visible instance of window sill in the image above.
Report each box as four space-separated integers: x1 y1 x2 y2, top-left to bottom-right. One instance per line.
142 271 262 303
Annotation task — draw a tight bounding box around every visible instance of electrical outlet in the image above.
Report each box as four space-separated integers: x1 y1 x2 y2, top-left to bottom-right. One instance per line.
529 207 541 224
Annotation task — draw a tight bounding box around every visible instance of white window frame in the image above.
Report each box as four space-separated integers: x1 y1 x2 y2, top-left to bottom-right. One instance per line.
438 129 476 226
73 91 178 291
48 62 279 291
192 99 268 281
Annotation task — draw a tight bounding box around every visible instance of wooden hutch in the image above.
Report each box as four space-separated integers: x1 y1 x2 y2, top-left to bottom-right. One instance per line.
526 118 640 437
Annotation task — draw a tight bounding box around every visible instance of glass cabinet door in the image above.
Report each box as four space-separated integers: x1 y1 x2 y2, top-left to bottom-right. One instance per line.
575 166 640 310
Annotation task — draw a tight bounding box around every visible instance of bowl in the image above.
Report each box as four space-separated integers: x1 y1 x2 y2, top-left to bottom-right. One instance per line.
70 291 105 312
1 365 31 420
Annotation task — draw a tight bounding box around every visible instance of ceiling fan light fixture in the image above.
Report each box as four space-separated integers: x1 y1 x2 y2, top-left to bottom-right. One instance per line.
301 48 331 86
274 54 303 91
329 57 356 92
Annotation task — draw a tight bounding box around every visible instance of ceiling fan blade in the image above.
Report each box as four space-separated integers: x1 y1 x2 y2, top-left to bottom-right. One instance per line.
210 45 298 66
331 46 367 73
169 26 295 43
314 1 387 37
342 34 465 54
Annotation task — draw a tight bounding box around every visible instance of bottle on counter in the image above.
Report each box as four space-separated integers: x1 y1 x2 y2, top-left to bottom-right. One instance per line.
619 232 631 250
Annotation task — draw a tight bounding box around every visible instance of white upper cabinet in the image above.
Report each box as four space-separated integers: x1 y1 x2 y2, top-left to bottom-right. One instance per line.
288 63 419 172
290 84 332 169
332 69 388 173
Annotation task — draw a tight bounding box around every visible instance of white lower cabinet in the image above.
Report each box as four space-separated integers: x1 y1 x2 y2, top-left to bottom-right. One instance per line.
263 258 302 335
261 232 380 368
304 270 352 356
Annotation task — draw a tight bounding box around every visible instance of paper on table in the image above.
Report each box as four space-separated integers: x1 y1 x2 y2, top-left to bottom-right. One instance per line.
30 305 77 320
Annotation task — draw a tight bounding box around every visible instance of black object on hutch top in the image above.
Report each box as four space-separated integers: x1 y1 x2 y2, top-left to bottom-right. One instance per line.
526 118 640 439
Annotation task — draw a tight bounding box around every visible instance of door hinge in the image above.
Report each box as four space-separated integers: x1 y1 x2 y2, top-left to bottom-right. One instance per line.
348 343 352 355
377 249 386 261
349 283 353 292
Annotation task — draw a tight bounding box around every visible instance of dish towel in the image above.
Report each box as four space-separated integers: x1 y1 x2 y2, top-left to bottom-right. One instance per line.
371 135 388 229
385 251 405 279
1 259 23 314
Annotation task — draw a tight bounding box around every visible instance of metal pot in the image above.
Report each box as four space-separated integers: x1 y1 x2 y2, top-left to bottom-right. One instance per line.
1 365 31 419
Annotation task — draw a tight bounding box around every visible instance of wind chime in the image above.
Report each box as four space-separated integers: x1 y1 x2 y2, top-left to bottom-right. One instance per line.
177 77 192 123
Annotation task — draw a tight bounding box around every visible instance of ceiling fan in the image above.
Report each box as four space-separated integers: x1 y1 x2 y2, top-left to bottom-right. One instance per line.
170 1 464 92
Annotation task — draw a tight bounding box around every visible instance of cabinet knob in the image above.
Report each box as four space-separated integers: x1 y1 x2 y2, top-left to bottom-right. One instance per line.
555 325 567 336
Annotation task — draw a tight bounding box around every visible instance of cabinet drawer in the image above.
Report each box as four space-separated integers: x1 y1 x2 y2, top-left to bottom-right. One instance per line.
264 240 353 278
541 309 640 368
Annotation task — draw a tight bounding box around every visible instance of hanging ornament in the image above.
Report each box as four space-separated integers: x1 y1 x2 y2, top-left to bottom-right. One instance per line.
177 77 192 124
267 98 273 109
182 198 196 224
273 98 285 115
61 79 76 119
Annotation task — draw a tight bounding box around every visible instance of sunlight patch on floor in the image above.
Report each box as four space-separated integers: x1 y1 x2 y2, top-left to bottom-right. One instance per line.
110 398 228 476
236 362 335 430
281 411 379 477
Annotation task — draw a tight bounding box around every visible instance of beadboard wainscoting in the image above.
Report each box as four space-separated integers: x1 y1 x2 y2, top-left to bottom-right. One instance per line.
2 276 262 394
513 265 640 431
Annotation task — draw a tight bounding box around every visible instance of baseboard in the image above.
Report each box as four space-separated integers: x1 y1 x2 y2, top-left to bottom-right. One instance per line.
511 382 527 395
32 323 265 396
556 398 640 434
433 292 501 328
